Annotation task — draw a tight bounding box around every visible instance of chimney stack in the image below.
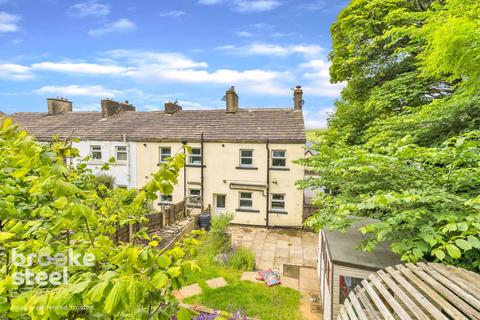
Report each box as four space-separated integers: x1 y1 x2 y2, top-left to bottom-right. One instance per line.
101 99 135 118
47 98 72 115
293 85 304 110
164 102 182 114
225 86 238 113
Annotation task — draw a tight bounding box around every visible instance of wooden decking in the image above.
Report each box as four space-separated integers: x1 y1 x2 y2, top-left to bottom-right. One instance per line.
338 262 480 320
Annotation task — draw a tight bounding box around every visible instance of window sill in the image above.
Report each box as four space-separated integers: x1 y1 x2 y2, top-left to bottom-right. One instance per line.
236 208 260 213
236 166 258 170
270 167 290 171
186 164 205 168
269 210 288 215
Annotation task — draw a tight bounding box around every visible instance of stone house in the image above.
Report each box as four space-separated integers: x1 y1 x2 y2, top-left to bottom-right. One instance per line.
10 86 307 227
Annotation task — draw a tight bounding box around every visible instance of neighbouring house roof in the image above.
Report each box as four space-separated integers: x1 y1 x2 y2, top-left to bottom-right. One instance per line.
323 218 401 270
10 108 306 143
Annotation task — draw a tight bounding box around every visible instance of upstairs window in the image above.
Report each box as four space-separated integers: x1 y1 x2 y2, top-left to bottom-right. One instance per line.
239 192 253 209
271 194 285 211
189 148 202 165
159 147 171 163
240 149 253 166
115 146 127 161
90 145 102 160
272 150 286 167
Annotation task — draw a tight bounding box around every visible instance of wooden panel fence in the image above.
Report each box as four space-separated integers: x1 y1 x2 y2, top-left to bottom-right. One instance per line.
115 200 187 243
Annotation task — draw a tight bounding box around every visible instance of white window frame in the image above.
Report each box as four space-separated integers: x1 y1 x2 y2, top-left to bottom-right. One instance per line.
271 193 286 211
115 146 128 161
239 192 253 209
239 149 254 167
90 145 102 160
188 188 201 206
159 147 171 163
189 148 202 165
159 194 173 204
271 149 287 168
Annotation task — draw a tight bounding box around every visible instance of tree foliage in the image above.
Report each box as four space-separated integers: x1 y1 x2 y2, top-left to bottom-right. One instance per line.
301 0 480 270
0 118 203 319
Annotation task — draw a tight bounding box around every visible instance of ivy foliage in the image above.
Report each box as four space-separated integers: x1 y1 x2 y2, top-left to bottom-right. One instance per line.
0 118 203 319
301 0 480 270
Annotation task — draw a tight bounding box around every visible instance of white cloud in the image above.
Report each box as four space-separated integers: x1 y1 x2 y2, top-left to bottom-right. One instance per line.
235 31 253 37
233 0 281 12
197 0 280 12
197 0 223 4
31 62 131 75
0 11 20 32
217 43 323 57
159 10 186 17
68 1 110 17
297 1 326 11
144 100 213 111
35 85 119 97
304 108 334 129
73 103 101 112
0 63 33 80
88 18 135 36
300 59 344 97
105 50 208 69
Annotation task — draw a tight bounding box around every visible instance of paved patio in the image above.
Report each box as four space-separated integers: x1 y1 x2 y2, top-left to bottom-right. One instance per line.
230 226 319 274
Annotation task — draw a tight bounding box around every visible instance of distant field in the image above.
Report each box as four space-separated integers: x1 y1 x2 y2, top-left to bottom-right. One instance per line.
306 129 325 142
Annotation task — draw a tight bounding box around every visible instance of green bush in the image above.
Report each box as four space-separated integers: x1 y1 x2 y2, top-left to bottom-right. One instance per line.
228 247 256 271
209 213 234 254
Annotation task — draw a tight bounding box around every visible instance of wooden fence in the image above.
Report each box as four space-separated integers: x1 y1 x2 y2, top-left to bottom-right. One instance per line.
115 200 187 243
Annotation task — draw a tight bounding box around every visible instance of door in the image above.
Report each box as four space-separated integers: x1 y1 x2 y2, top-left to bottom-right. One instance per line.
215 194 226 214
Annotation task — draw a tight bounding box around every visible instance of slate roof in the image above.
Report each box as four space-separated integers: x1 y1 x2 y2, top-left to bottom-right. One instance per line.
10 108 306 143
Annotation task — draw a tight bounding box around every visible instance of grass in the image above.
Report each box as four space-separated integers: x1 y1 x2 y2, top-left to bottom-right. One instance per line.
182 230 302 320
306 129 325 142
184 282 302 320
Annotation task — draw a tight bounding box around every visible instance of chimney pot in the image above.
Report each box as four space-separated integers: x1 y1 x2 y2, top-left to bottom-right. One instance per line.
47 97 73 115
225 86 239 113
101 99 136 117
164 102 182 114
293 85 304 110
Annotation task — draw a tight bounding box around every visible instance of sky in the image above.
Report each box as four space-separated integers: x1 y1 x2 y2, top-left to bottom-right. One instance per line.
0 0 348 128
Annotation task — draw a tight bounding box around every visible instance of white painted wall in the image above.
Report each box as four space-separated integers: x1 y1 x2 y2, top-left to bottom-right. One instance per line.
73 140 137 188
136 141 305 227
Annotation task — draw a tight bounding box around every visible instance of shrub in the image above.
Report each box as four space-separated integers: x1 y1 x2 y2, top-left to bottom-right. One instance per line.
228 247 256 271
95 172 116 189
209 213 234 254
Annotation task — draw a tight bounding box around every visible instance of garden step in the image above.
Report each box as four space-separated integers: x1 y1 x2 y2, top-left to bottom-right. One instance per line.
178 283 202 298
205 277 228 289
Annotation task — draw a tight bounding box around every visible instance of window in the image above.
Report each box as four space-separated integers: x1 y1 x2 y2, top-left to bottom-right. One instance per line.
115 146 127 161
239 192 253 209
339 276 363 304
188 188 201 206
240 149 253 166
271 194 285 211
189 148 202 165
90 145 102 160
159 194 173 204
159 147 171 163
271 150 286 167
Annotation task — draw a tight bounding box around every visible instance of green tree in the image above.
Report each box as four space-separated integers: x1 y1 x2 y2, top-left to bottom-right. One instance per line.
301 0 480 270
0 118 202 319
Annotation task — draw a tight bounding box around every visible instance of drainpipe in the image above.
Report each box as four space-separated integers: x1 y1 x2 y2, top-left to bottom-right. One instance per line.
266 139 270 228
182 140 187 202
200 133 204 211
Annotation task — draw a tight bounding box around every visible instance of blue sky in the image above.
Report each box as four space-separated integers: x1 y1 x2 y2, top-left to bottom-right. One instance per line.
0 0 347 128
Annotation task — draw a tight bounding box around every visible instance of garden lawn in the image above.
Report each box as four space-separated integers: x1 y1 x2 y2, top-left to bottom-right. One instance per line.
182 235 302 320
184 281 302 320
